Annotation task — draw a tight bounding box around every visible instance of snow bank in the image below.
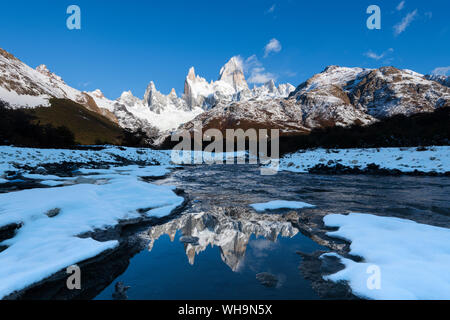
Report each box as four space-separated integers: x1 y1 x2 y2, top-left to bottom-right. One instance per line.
250 200 315 212
280 146 450 174
0 164 183 298
322 213 450 300
0 146 173 178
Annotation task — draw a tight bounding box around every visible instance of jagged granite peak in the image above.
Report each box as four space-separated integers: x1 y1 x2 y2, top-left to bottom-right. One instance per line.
218 56 248 91
143 81 157 107
250 80 295 100
264 79 276 92
183 56 293 110
144 80 189 114
187 67 196 81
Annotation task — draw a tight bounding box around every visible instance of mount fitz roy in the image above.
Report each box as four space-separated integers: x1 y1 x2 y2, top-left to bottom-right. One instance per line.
1 47 450 144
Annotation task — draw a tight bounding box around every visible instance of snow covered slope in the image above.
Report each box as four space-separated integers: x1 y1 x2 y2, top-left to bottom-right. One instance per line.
0 49 118 124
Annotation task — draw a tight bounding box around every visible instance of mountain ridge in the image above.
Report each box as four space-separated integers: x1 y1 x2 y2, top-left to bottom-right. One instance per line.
1 47 449 146
169 65 450 143
0 48 295 135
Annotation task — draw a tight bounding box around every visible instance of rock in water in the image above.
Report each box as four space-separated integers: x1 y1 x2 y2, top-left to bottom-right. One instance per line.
256 272 278 288
112 282 130 300
179 236 200 245
35 167 47 174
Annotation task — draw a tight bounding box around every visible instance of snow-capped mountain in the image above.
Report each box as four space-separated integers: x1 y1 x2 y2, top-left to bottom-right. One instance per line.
106 57 294 133
0 48 294 135
182 57 295 110
3 46 448 142
173 65 450 139
86 87 203 134
290 65 450 122
0 48 118 124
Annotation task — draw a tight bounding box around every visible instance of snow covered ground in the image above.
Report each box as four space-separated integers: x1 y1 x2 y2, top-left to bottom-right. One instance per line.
279 146 450 174
322 213 450 300
0 145 172 172
0 146 184 299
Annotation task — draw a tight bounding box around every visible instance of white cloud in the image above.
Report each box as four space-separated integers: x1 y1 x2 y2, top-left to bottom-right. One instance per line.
266 4 276 14
248 67 276 84
431 66 450 76
264 38 282 58
242 54 261 72
396 1 405 11
241 55 276 84
365 48 394 60
394 9 418 36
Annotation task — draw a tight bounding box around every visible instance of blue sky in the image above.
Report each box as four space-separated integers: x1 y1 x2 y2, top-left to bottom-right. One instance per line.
1 0 449 99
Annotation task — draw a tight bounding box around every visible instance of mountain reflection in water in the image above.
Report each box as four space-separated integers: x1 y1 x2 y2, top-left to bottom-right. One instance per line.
143 207 299 272
96 164 449 300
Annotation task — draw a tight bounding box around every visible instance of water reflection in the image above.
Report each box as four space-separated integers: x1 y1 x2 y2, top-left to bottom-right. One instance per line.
143 207 299 271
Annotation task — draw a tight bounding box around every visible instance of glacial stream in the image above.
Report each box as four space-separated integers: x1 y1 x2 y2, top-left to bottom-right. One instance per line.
95 164 450 300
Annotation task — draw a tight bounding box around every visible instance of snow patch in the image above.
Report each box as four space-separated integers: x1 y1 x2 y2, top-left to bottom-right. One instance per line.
280 146 450 174
322 213 450 300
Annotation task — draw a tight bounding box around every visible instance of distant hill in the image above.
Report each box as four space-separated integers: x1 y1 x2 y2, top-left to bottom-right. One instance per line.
26 99 124 145
0 99 125 147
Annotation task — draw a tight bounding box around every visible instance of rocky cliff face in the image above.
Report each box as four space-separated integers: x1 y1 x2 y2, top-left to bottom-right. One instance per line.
218 56 249 92
182 57 294 110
